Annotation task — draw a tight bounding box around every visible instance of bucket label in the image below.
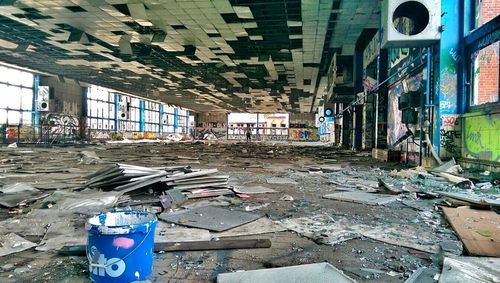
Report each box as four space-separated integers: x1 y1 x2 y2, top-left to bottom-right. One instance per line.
89 246 126 278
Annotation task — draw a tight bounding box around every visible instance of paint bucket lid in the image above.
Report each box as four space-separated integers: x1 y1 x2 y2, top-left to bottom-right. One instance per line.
86 210 157 235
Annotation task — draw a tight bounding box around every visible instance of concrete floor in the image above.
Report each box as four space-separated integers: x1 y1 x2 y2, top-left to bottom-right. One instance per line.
0 141 461 282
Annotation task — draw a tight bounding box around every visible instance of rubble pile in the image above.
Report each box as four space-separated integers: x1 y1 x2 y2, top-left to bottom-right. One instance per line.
0 142 498 282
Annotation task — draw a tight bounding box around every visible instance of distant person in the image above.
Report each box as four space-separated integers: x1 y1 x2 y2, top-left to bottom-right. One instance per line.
245 126 251 142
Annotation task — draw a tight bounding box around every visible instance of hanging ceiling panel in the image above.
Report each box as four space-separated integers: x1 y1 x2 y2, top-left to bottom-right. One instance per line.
0 0 379 113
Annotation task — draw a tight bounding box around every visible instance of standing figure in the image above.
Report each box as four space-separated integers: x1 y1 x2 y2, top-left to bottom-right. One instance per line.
245 126 251 142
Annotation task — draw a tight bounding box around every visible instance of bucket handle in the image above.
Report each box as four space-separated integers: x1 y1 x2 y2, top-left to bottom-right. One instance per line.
87 227 153 269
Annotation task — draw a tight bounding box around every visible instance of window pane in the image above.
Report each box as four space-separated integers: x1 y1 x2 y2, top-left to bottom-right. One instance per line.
7 110 20 125
7 69 20 85
7 86 21 109
0 66 7 83
22 112 31 125
472 41 499 106
20 71 33 87
21 88 33 110
0 109 6 124
0 84 8 108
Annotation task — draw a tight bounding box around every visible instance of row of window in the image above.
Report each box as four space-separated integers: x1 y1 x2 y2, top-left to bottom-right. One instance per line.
86 85 189 133
0 66 34 126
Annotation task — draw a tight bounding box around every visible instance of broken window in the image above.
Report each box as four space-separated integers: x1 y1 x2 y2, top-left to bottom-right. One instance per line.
86 85 115 131
0 65 34 126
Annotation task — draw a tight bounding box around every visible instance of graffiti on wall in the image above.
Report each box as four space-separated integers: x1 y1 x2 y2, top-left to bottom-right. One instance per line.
387 72 424 148
289 128 319 141
438 0 460 115
41 113 79 139
440 114 461 158
3 127 36 142
463 113 499 161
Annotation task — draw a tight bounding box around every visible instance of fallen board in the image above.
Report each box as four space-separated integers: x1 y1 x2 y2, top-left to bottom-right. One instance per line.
442 206 500 257
323 191 399 205
213 217 286 238
158 205 262 232
437 191 500 207
0 233 37 257
266 177 298 185
58 239 271 256
439 257 500 283
233 185 278 194
217 262 356 283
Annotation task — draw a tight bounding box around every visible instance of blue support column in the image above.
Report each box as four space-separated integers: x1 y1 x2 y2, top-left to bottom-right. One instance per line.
159 105 164 133
33 75 39 128
114 94 119 131
173 107 178 132
437 0 462 158
139 100 145 132
81 87 88 139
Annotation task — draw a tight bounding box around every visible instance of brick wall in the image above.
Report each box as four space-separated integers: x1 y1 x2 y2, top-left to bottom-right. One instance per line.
478 0 499 25
476 0 499 105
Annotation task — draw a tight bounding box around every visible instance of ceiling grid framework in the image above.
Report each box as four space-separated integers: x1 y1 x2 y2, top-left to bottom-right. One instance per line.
0 0 380 113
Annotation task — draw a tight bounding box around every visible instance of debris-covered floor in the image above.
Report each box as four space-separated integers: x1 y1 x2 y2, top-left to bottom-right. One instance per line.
0 141 499 282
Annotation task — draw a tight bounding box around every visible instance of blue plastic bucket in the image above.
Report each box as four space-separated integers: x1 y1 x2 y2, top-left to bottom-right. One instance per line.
86 210 157 283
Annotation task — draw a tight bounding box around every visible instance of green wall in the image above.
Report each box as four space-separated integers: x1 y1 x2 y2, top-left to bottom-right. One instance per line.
462 112 500 162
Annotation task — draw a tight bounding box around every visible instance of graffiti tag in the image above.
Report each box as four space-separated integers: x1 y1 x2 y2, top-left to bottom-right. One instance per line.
440 129 461 157
441 115 459 127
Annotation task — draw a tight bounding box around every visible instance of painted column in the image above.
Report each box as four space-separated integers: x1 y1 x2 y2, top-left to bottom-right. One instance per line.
159 105 163 133
33 74 40 130
173 107 178 133
186 110 189 134
114 94 119 132
437 0 463 159
139 100 145 132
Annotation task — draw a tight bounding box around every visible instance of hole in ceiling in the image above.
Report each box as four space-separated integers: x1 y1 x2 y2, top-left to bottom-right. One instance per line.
112 4 131 16
66 6 87 13
392 1 430 36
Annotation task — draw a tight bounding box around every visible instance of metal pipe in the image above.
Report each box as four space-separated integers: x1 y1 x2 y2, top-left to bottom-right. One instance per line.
420 48 432 166
336 52 429 117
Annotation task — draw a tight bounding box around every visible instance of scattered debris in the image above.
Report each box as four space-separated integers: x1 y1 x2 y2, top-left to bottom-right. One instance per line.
0 185 49 208
323 191 399 206
439 257 500 283
279 194 294 201
217 262 356 283
213 217 286 238
158 205 262 232
233 185 278 194
0 142 497 281
344 267 385 279
78 150 102 165
267 177 298 185
404 267 440 283
0 233 37 257
438 191 500 208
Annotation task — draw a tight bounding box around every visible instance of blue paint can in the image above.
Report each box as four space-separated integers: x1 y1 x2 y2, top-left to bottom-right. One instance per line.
86 210 157 283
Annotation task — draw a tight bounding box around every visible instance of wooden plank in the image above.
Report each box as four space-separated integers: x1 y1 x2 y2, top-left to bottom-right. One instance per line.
155 239 271 252
58 239 271 256
442 206 500 257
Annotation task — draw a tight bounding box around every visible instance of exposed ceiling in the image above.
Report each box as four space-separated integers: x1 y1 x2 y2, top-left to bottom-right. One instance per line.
0 0 379 113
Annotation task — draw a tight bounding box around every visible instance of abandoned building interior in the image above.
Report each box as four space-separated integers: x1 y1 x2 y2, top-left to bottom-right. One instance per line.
0 0 499 282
